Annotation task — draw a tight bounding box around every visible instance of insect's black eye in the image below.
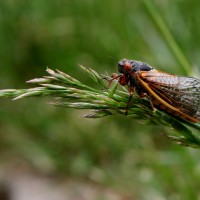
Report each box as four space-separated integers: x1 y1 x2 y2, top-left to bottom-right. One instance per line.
118 60 125 73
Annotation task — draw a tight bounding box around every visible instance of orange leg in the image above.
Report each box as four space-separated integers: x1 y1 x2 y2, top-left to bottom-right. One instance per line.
102 73 121 88
125 87 134 115
140 93 156 112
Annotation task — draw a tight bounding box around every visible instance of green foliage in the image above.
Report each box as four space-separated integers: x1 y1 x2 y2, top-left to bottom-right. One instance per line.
1 66 200 148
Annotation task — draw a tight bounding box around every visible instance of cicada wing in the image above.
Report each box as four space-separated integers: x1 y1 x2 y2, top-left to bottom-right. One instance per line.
141 71 200 120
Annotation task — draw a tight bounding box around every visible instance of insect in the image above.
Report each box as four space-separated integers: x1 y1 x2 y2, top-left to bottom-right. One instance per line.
109 58 200 123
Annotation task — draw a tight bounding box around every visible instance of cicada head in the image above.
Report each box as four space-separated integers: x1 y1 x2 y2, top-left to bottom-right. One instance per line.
117 59 155 86
118 59 154 74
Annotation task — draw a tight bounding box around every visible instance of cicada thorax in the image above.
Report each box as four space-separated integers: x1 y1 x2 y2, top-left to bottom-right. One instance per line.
116 59 200 123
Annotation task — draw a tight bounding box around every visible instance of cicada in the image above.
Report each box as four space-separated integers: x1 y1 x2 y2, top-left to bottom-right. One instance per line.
110 59 200 123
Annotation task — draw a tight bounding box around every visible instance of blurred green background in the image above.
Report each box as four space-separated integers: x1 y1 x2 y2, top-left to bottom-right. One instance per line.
0 0 200 199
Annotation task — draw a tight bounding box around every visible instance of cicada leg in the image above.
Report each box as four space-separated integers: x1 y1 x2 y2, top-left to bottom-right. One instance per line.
135 87 156 112
102 73 121 88
140 93 156 112
125 89 156 115
125 86 134 116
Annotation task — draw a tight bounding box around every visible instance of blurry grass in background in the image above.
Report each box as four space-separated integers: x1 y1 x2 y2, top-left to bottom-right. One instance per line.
0 0 200 199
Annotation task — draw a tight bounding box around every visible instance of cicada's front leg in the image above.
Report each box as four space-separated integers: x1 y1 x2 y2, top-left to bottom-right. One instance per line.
125 86 134 116
102 73 122 88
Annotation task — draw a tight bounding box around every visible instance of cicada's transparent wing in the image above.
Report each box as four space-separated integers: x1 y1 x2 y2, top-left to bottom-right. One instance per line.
141 71 200 121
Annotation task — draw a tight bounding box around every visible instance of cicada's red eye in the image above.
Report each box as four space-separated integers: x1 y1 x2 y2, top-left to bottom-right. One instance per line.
124 62 131 71
118 59 132 73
